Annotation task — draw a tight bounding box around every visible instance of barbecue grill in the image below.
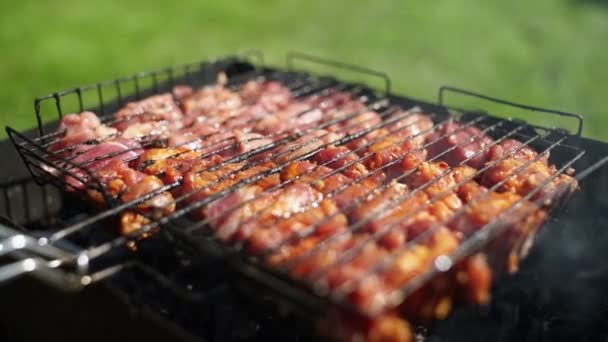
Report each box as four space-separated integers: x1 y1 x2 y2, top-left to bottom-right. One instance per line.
1 51 607 341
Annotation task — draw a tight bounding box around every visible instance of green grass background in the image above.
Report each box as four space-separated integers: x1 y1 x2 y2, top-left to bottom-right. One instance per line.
1 0 606 140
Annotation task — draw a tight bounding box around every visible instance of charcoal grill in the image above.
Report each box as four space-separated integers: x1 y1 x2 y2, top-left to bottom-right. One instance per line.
1 51 607 341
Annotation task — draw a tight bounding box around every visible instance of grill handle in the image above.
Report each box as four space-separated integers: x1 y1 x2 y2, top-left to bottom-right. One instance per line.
0 222 88 288
438 86 584 137
0 222 132 289
0 221 201 301
286 51 391 95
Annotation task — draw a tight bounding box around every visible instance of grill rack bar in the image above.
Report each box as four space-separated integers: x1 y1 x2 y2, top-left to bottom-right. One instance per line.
438 86 584 137
2 53 590 320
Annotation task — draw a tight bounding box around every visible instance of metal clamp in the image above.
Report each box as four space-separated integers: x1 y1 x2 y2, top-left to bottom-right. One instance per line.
0 220 133 289
0 221 200 300
286 51 391 95
438 86 584 137
0 222 80 286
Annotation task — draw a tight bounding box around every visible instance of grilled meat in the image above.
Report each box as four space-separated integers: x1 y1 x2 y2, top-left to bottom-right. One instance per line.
51 112 118 154
182 161 280 218
385 110 434 146
364 135 427 181
481 155 578 205
113 93 184 132
42 74 577 337
427 120 494 169
314 145 386 184
487 138 549 164
247 196 348 254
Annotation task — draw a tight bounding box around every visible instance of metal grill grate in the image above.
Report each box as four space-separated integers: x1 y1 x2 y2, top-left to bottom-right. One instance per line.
3 52 587 320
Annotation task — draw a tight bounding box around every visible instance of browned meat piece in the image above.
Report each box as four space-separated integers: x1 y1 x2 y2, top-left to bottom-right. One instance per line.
487 138 548 164
280 160 322 181
349 227 460 312
449 181 542 235
254 102 322 135
404 161 475 193
399 252 492 322
134 147 224 185
280 160 380 215
456 181 488 203
179 83 242 118
402 162 478 215
165 121 219 149
325 105 382 135
91 160 174 214
113 93 183 131
344 128 390 156
247 197 348 254
240 80 292 112
364 135 427 181
203 185 278 241
455 253 493 305
64 138 144 191
273 129 344 164
270 233 380 287
427 120 494 169
268 234 351 276
323 234 390 292
385 110 435 147
306 91 353 113
350 182 437 250
449 181 547 271
314 145 386 184
182 161 280 218
225 183 323 242
86 159 175 236
50 112 118 153
169 128 273 159
330 178 380 213
481 156 578 205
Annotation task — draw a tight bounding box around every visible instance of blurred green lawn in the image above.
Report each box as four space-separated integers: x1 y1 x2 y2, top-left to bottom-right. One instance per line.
1 0 606 140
